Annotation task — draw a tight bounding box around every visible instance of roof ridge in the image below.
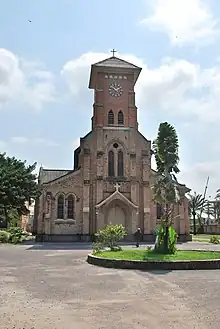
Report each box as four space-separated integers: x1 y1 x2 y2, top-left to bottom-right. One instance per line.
93 56 141 69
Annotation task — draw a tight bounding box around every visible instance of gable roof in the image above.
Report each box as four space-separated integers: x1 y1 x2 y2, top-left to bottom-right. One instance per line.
38 168 72 184
96 190 138 209
93 56 141 70
42 169 80 185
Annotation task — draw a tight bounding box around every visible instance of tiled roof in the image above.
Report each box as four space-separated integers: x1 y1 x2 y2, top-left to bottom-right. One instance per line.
39 169 71 184
93 56 141 70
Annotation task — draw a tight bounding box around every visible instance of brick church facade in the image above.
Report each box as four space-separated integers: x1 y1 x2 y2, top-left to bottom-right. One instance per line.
34 54 191 242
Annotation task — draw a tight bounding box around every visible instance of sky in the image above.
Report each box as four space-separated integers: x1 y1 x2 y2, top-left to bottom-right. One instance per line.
0 0 220 198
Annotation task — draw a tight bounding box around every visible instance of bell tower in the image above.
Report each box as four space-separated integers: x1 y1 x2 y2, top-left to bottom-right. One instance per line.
88 50 142 130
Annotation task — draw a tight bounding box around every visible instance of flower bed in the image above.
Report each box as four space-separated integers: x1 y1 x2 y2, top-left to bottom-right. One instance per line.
87 250 220 270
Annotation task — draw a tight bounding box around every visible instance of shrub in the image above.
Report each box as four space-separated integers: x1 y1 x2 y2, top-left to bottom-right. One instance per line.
0 230 10 243
93 224 127 252
154 225 178 254
7 227 26 244
209 236 220 244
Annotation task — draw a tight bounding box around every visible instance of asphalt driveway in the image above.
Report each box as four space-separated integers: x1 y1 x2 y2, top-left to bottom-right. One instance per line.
0 243 220 329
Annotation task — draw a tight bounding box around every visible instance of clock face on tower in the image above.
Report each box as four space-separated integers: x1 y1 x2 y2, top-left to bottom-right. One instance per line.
108 82 123 97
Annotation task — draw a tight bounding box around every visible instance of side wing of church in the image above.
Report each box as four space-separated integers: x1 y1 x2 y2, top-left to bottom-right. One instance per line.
34 55 191 242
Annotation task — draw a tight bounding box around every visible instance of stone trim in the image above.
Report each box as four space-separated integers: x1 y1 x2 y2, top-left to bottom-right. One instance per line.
141 150 148 157
103 126 130 131
106 176 128 182
54 219 76 225
35 234 91 243
87 254 220 270
94 103 104 107
96 189 138 209
97 151 104 157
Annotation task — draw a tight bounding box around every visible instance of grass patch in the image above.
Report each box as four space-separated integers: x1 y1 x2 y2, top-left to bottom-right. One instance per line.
95 250 220 261
192 234 220 242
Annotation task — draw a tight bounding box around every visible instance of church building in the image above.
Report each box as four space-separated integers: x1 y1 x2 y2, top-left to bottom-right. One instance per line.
34 52 191 242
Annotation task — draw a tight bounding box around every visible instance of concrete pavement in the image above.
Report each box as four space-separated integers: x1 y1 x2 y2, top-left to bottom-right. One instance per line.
0 243 220 328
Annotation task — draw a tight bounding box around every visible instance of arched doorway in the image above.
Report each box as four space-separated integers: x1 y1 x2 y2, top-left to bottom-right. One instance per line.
107 205 126 227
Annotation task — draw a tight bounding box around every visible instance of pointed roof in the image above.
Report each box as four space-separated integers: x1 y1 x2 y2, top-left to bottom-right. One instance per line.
93 56 141 70
95 189 138 209
89 56 142 89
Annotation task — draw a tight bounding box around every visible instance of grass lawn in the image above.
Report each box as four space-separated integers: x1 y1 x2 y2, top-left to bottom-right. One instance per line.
192 234 220 242
95 250 220 261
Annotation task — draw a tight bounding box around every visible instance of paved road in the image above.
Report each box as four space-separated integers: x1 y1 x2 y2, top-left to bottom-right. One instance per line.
0 243 220 328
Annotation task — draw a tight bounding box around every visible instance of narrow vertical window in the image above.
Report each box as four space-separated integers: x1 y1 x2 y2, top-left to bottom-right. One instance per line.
117 150 124 176
118 111 124 125
67 194 75 219
108 150 115 177
57 195 64 219
156 203 162 219
108 110 114 125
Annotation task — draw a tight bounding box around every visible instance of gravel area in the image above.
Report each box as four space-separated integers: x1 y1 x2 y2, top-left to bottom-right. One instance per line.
0 242 220 328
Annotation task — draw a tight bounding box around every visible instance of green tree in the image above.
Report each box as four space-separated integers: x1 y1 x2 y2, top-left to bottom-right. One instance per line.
0 153 40 227
188 192 206 235
152 122 184 253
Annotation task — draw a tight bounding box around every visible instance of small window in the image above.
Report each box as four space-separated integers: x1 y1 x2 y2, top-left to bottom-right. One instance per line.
118 111 124 125
67 194 75 219
108 150 115 177
108 110 114 125
57 195 64 219
117 150 124 176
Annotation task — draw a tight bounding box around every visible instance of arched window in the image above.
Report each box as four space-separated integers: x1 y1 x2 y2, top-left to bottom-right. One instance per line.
108 110 114 125
117 150 124 176
156 203 163 220
108 150 115 177
67 194 75 219
118 111 124 125
57 195 64 219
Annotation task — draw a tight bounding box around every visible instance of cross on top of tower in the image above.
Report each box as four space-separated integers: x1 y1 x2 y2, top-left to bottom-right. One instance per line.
111 48 117 57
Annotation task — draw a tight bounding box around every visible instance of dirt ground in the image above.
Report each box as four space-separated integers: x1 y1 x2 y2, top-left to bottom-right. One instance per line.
0 243 220 329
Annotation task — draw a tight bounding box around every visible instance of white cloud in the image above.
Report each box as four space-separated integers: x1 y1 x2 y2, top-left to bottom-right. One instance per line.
61 51 220 196
10 137 59 147
141 0 218 47
0 140 7 149
179 161 220 198
62 51 220 122
0 48 55 111
32 138 60 147
11 137 29 144
72 138 80 150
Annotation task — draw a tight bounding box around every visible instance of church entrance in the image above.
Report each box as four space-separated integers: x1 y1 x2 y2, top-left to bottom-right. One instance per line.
95 192 137 239
106 205 126 227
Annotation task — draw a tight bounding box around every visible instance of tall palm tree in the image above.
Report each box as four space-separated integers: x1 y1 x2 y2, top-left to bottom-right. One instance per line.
188 192 206 235
214 190 220 222
216 189 220 199
152 122 183 252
